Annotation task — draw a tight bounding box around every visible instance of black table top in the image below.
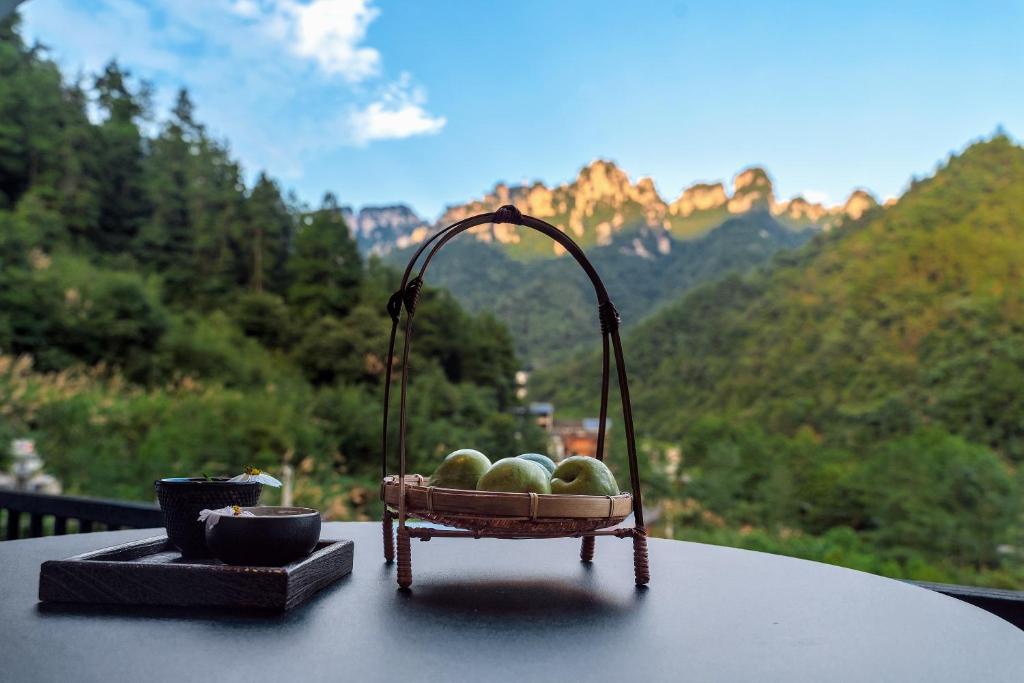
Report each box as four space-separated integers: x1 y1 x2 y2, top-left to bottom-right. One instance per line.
2 522 1022 682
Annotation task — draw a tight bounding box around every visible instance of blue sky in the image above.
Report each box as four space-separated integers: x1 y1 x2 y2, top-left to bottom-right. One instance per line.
21 0 1024 218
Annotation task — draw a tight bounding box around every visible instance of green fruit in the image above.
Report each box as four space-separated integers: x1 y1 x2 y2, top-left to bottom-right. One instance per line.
429 449 491 490
477 457 551 494
550 456 619 496
517 452 556 475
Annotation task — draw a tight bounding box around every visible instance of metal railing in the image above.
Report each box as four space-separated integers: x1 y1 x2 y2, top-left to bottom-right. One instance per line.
0 489 163 540
907 580 1024 629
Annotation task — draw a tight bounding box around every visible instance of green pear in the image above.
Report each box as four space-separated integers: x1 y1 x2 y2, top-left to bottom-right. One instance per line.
517 452 556 475
429 449 491 490
477 457 551 494
550 456 619 496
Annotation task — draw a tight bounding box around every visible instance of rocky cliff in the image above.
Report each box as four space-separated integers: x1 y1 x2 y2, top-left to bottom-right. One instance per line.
349 161 878 258
341 205 431 255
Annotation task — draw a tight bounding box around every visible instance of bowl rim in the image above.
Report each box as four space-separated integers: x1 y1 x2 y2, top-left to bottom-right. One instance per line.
208 505 320 519
155 477 261 487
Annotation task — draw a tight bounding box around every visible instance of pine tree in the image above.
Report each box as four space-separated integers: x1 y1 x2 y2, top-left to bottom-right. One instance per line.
245 172 293 294
287 192 362 319
0 14 96 248
92 60 150 252
55 80 101 242
0 14 62 206
184 91 248 303
137 87 193 299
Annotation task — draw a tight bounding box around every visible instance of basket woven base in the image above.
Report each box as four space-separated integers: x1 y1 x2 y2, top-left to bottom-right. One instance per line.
402 509 628 537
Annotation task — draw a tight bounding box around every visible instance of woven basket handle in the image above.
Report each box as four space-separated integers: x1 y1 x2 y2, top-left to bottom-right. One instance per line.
381 205 645 531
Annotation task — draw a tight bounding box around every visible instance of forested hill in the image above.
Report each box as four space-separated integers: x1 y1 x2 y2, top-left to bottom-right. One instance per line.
0 14 540 508
398 211 813 368
536 136 1024 460
530 136 1024 587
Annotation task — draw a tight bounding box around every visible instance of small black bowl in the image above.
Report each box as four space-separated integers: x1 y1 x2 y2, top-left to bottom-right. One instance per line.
204 506 321 566
155 477 262 558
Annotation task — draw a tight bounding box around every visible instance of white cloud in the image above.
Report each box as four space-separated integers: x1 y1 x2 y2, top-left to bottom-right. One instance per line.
230 0 261 19
288 0 380 82
233 0 381 83
349 74 447 144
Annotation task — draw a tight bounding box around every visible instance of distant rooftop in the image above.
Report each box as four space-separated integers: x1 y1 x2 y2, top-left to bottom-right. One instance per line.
582 418 612 432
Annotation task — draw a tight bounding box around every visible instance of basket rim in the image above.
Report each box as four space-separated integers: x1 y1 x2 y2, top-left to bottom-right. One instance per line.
382 474 632 522
383 474 630 501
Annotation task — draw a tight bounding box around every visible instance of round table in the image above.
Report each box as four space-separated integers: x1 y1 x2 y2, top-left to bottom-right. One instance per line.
1 522 1021 682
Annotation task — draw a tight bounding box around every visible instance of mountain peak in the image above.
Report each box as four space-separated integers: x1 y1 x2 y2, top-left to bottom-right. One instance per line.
633 176 661 205
842 189 879 219
668 182 728 217
343 204 430 254
574 159 634 201
775 195 829 223
733 167 773 193
729 167 775 213
579 158 622 173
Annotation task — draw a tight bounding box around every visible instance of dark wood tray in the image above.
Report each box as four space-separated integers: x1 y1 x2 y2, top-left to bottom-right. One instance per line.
38 536 353 611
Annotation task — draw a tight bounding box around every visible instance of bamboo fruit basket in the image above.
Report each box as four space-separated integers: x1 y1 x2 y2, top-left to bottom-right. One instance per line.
380 205 650 588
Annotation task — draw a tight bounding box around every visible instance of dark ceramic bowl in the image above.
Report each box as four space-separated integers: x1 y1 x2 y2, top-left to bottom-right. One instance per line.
155 478 262 558
204 506 321 566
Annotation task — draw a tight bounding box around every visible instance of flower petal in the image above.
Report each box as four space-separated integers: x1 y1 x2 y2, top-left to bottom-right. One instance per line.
254 473 282 487
227 473 250 482
198 506 236 524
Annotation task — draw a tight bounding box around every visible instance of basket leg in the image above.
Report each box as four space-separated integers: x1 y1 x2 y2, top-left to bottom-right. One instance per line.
580 535 595 563
632 528 650 586
396 525 412 589
382 509 395 563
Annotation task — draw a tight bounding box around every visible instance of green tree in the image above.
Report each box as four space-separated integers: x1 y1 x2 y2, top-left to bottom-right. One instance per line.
0 15 97 240
287 192 362 319
461 312 518 408
232 290 293 349
854 429 1021 569
244 173 293 294
53 80 101 241
0 14 64 206
92 60 151 252
138 88 193 297
176 90 249 303
61 269 169 378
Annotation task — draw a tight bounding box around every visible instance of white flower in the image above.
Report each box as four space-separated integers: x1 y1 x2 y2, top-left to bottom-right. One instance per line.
228 467 282 487
197 505 254 526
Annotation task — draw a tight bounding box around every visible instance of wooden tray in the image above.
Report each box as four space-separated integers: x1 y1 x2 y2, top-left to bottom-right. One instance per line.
38 535 353 611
